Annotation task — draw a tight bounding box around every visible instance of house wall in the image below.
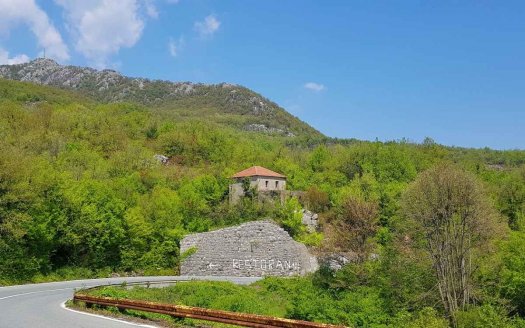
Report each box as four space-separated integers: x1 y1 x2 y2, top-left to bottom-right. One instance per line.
255 177 286 191
229 182 245 203
229 176 287 204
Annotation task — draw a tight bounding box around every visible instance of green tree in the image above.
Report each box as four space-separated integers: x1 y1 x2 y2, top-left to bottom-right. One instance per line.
499 230 525 316
402 163 504 325
276 197 304 238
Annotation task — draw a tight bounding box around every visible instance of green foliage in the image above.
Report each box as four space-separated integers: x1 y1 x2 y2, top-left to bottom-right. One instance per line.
456 304 525 328
180 246 197 262
391 308 449 328
87 277 390 327
495 167 525 229
297 231 323 247
276 197 304 237
2 78 525 325
499 230 525 316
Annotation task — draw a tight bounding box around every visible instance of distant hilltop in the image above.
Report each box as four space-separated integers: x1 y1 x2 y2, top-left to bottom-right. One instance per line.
0 58 321 138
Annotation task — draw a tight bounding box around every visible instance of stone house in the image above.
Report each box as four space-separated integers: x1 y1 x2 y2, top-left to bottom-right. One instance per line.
229 166 286 203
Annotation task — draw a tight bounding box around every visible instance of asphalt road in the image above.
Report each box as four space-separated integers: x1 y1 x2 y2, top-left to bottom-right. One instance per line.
0 276 261 328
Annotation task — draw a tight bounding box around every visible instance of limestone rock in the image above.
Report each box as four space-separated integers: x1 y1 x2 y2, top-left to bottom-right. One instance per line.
319 253 355 271
0 58 316 138
301 210 319 232
244 123 295 137
153 154 169 164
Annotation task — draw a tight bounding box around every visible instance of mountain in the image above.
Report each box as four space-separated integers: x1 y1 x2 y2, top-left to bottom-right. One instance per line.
0 58 321 138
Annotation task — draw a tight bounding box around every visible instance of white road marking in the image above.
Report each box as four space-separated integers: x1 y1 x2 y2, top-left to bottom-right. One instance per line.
61 301 158 328
0 285 158 327
0 277 260 327
0 287 74 300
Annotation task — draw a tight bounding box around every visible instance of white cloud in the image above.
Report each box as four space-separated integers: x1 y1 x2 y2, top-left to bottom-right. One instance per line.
304 82 325 92
168 37 184 57
55 0 146 67
0 48 30 65
143 0 159 19
168 36 185 58
168 39 177 57
194 15 220 38
0 0 69 62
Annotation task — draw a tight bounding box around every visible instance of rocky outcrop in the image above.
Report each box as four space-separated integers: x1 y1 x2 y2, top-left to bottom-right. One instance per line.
245 124 296 137
0 58 120 89
0 59 270 112
0 58 314 137
318 253 355 271
180 220 318 277
153 154 169 164
301 210 319 232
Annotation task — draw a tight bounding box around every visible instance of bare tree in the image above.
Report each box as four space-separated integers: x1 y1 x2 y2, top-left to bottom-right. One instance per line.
327 196 378 262
402 163 502 325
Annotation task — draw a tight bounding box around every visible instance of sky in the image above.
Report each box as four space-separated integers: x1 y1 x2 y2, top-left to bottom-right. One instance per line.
0 1 524 150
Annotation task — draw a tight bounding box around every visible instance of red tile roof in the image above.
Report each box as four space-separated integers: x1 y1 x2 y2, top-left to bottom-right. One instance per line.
232 166 286 179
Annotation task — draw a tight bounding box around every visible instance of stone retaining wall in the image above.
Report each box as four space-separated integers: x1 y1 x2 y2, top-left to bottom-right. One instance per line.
180 220 318 277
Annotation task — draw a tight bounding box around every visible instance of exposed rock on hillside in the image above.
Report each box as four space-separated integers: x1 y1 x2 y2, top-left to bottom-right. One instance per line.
245 123 296 137
0 59 321 138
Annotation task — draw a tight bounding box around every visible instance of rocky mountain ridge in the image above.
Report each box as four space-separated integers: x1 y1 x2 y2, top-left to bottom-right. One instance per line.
0 58 321 138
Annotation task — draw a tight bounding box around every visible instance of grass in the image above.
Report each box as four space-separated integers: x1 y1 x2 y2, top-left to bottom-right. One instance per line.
86 280 289 317
75 279 298 328
79 276 387 327
0 267 178 286
68 273 457 328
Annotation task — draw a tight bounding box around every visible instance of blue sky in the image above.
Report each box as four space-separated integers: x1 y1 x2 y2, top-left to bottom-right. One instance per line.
0 1 524 149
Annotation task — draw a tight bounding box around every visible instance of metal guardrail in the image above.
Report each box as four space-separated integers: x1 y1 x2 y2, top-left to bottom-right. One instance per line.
73 292 346 328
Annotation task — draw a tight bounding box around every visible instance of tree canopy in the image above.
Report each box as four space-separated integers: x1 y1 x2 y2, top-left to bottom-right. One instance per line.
1 78 525 326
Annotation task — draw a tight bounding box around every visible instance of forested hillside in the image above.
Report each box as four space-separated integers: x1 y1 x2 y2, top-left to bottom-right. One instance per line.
1 77 525 326
0 59 321 138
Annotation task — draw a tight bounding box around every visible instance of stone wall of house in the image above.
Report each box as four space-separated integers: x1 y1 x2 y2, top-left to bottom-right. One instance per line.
180 220 318 277
255 177 286 191
228 182 245 203
229 176 287 204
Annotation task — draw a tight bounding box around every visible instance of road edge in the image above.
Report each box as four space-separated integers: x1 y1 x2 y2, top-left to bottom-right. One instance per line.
61 301 159 328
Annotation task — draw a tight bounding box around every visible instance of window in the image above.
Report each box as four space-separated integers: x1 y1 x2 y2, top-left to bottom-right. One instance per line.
265 180 269 188
275 181 279 188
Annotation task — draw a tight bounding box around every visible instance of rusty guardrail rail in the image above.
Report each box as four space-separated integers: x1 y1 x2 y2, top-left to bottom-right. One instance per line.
73 293 346 328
